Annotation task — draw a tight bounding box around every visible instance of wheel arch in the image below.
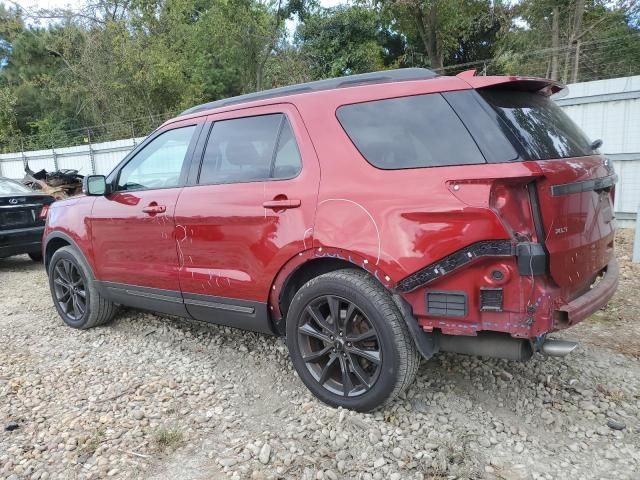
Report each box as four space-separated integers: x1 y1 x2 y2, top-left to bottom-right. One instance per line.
270 248 436 359
269 247 395 334
44 232 93 278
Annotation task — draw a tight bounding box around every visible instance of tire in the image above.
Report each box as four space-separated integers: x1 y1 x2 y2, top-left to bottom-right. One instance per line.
28 252 43 262
286 269 420 412
48 246 118 329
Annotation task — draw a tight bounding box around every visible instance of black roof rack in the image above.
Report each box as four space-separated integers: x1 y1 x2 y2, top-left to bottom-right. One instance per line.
180 68 438 116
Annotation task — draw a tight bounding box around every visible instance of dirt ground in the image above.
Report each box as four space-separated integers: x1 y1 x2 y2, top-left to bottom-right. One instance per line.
1 230 639 480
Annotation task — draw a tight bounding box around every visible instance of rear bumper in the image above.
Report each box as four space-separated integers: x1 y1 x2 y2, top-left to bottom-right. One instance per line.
0 226 44 258
556 258 618 327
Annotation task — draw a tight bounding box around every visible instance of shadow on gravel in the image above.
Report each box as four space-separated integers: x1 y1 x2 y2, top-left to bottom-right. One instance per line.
0 254 43 272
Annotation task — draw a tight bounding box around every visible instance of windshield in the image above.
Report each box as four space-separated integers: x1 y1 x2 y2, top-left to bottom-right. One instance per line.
479 89 595 160
0 178 31 195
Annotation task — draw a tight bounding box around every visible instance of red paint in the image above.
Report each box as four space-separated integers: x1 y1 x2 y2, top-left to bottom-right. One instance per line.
44 72 617 341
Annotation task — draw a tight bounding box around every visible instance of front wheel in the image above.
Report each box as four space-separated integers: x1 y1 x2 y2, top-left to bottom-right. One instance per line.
48 246 118 329
286 269 420 412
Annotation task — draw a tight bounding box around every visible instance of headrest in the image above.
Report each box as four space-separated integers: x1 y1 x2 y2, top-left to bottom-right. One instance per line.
225 140 262 166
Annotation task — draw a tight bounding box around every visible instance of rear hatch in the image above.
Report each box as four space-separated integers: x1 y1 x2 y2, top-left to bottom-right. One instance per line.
475 86 616 296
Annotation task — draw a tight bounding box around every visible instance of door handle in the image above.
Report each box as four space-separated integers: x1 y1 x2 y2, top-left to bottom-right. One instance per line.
263 199 301 209
142 204 166 214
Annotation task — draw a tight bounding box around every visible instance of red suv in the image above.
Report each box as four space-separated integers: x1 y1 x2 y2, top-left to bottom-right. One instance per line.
43 68 618 411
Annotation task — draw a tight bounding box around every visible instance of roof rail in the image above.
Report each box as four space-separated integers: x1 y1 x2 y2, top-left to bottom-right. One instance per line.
180 68 438 116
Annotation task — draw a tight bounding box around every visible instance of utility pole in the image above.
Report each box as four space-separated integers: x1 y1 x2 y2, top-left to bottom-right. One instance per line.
550 6 560 81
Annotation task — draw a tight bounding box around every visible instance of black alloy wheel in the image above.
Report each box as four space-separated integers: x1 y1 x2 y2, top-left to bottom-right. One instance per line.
287 269 420 411
52 258 87 322
297 294 382 397
48 246 118 329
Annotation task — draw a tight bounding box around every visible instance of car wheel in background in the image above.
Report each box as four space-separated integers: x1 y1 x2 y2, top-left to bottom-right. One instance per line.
28 252 43 262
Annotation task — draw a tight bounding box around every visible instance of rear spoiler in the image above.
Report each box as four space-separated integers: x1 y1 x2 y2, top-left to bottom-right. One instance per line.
456 69 567 97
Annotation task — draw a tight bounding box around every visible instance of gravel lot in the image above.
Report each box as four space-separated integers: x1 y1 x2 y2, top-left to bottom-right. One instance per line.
1 230 639 480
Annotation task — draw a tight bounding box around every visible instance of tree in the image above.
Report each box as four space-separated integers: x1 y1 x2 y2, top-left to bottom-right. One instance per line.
380 0 503 70
297 5 385 78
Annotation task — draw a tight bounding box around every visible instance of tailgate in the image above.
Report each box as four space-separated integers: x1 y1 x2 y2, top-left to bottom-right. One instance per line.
534 156 616 295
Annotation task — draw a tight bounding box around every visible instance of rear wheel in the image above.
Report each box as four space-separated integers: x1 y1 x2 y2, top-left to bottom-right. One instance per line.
286 269 420 412
28 252 43 262
48 246 118 329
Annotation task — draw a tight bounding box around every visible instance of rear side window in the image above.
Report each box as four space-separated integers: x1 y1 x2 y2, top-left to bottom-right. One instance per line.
478 89 594 160
199 114 301 185
336 94 486 169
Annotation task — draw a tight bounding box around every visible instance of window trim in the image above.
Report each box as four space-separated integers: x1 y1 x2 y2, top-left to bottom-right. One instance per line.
191 112 303 187
107 122 204 193
335 92 488 171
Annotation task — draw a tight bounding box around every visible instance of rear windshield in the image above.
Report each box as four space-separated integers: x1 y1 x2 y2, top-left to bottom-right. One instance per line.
0 178 30 194
478 89 594 160
336 93 486 169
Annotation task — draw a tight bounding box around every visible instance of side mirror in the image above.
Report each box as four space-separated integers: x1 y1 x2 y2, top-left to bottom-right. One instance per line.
83 175 108 196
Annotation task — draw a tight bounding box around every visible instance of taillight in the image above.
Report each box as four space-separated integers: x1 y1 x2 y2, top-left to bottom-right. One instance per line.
489 180 536 241
39 204 50 220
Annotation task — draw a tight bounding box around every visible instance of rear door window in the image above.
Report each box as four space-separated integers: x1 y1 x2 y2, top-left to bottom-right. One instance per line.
199 114 302 184
336 93 486 169
478 89 594 160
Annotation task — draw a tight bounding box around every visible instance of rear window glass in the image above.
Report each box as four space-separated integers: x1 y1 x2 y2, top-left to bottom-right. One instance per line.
336 94 486 169
0 178 30 194
478 89 594 160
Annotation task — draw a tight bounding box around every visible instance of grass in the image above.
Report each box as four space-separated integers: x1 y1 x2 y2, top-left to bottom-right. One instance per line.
596 384 627 404
80 429 105 455
153 427 184 452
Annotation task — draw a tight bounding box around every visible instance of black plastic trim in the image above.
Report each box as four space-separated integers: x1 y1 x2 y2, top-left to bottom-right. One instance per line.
392 294 436 360
426 290 467 317
479 288 503 312
180 68 438 116
396 240 513 293
550 174 618 196
43 231 91 274
515 242 547 276
94 282 275 335
96 281 188 317
183 292 274 335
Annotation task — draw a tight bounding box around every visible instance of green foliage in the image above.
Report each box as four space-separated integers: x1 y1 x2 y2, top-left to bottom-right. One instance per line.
297 5 385 78
0 0 638 152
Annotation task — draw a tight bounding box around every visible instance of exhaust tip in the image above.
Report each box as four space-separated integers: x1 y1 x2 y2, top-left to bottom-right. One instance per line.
540 339 578 357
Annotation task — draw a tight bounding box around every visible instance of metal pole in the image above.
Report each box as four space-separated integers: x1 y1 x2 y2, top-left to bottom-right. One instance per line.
87 128 96 175
20 138 27 170
633 202 640 264
131 122 137 147
51 134 59 172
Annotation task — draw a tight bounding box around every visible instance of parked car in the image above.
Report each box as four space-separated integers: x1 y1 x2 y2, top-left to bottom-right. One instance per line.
42 68 618 411
0 177 54 261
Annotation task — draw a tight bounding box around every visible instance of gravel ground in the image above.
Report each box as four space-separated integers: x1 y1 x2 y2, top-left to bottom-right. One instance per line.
1 230 639 480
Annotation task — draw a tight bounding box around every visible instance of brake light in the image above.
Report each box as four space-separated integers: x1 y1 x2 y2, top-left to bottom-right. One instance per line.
39 204 50 220
489 181 536 241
